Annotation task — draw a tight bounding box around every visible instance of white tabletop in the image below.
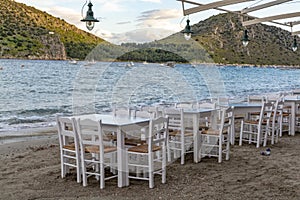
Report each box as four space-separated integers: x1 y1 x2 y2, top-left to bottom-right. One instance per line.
284 97 300 102
230 103 262 108
71 114 150 126
183 108 216 114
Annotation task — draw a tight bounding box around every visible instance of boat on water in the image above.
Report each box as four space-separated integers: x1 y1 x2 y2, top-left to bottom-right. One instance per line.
164 61 176 68
84 59 96 66
126 61 134 67
68 60 77 65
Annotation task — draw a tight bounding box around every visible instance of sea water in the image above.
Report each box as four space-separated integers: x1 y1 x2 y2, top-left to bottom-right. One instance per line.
0 59 300 135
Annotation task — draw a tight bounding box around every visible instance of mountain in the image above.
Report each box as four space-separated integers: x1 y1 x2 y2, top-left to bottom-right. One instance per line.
187 13 300 66
88 13 300 66
0 1 299 65
0 0 104 60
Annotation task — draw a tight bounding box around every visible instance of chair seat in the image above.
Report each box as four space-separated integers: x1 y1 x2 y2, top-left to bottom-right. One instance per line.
244 120 259 125
250 112 260 116
105 133 145 146
199 125 209 130
63 143 76 150
128 144 161 153
201 129 228 135
125 138 146 146
169 130 193 137
85 145 117 154
234 115 245 120
282 113 290 117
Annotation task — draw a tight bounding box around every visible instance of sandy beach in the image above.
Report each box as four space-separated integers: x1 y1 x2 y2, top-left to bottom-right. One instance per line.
1 129 300 200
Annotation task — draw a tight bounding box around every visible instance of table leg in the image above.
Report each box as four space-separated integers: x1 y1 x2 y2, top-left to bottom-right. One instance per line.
193 113 199 163
291 102 296 136
117 128 129 187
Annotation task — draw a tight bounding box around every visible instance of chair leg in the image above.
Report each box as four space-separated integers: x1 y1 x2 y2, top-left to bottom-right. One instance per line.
167 141 171 163
226 136 230 161
218 136 222 163
149 153 154 189
263 128 268 147
180 135 185 165
162 148 166 184
82 159 88 187
76 151 81 183
239 121 244 146
61 151 66 178
100 163 105 189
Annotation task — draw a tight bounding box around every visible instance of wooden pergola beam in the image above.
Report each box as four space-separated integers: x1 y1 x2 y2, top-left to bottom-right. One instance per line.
241 0 292 14
180 0 254 16
177 0 242 15
242 12 300 26
177 0 292 28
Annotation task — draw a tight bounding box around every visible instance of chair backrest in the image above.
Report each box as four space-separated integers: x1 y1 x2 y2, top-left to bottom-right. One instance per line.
216 96 229 108
113 106 135 118
76 118 105 160
163 108 184 132
147 117 169 152
197 102 217 109
175 102 194 109
216 106 233 134
273 98 284 124
258 102 274 128
248 95 266 103
133 109 155 118
292 89 300 95
56 116 79 149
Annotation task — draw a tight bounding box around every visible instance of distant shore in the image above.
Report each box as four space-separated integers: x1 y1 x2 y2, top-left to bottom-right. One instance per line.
1 58 300 69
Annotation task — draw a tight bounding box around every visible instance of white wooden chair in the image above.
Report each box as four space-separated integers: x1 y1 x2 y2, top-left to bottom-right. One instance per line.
175 101 194 109
127 117 169 188
112 106 148 146
199 106 233 163
164 108 193 165
56 116 81 183
239 102 273 148
247 95 266 103
196 101 217 130
76 118 118 189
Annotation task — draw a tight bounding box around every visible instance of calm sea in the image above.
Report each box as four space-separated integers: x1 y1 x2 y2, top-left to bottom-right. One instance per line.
0 59 300 135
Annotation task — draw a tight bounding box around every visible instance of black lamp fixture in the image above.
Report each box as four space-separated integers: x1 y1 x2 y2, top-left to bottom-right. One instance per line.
182 18 193 40
242 29 249 47
292 35 298 52
81 0 99 31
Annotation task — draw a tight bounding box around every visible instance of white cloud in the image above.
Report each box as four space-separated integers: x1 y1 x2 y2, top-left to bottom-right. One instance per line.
136 9 181 28
95 28 176 44
140 0 161 3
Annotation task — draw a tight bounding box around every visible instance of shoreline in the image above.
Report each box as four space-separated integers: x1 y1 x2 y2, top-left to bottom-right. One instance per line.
0 126 57 145
1 58 300 69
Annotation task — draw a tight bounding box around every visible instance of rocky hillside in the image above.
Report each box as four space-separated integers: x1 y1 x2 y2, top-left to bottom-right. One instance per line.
0 0 104 60
188 13 300 66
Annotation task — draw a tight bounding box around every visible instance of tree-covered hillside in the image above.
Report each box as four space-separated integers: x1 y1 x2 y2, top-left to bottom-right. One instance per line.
0 0 104 60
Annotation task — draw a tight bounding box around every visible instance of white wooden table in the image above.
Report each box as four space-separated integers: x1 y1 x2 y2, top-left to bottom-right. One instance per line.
284 97 300 136
71 114 150 188
183 108 217 163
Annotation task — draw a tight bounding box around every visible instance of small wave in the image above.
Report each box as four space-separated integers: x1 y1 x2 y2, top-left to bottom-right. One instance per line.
18 107 69 115
7 117 46 125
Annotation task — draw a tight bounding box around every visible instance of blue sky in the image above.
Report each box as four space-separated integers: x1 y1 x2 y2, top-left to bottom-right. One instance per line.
15 0 300 44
